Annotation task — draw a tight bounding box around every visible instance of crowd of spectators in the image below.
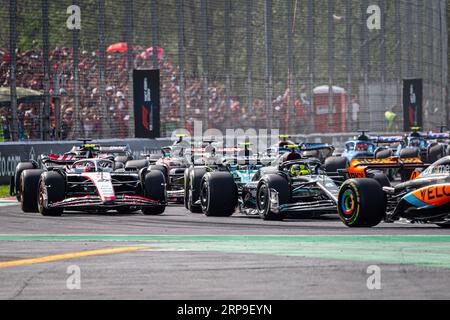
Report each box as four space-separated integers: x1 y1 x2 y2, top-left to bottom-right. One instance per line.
0 46 310 140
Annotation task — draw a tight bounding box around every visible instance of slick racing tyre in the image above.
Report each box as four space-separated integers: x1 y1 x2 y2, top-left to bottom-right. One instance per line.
187 168 207 213
256 174 290 221
14 162 36 201
142 170 166 215
399 147 420 158
184 168 191 209
149 165 169 182
324 156 348 173
125 160 149 171
38 171 65 217
338 179 386 227
428 144 445 164
370 172 391 188
20 169 44 213
114 155 130 164
200 172 238 217
374 148 392 159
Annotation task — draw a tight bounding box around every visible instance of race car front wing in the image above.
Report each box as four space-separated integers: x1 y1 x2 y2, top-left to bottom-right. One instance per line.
48 194 166 209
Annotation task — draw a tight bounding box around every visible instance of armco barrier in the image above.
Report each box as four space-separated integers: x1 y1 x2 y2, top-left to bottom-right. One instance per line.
0 138 171 185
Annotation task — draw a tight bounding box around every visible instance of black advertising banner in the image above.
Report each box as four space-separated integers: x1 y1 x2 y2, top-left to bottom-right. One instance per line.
133 69 160 138
403 78 423 131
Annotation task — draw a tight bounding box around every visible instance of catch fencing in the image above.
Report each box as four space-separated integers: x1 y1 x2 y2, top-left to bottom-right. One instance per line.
0 0 448 141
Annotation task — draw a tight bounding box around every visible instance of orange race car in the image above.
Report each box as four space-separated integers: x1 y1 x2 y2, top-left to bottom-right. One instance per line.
337 156 450 228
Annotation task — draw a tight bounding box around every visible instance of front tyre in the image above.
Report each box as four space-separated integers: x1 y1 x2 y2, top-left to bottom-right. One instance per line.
38 171 65 217
256 174 290 221
142 170 166 215
200 172 237 217
14 162 36 201
20 169 44 213
338 179 386 227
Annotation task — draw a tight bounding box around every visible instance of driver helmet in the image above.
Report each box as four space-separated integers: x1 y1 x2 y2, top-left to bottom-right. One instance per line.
410 139 420 147
283 150 302 162
290 164 310 176
356 143 368 151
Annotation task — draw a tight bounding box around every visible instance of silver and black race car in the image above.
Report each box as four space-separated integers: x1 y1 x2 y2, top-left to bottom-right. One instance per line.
198 148 340 220
19 158 166 216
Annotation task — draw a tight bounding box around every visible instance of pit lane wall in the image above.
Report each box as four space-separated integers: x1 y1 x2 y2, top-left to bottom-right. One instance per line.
0 138 172 185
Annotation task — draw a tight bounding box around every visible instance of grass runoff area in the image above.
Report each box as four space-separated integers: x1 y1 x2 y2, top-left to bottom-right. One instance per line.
0 185 10 198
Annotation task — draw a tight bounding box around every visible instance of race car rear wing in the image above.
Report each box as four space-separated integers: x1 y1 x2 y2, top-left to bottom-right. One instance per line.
300 143 334 152
349 157 428 170
373 136 404 144
344 157 429 180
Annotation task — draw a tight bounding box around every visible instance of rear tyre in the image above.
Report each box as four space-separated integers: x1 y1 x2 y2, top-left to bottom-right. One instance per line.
338 179 386 227
200 172 237 217
184 168 191 209
399 147 420 158
20 169 44 213
324 156 348 173
14 162 36 201
142 171 166 215
375 148 392 159
428 144 444 164
38 171 65 216
149 165 168 177
256 174 290 221
187 168 207 213
125 160 149 171
370 172 391 188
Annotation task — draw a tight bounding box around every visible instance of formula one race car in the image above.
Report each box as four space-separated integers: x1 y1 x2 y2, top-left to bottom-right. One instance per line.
11 141 132 201
128 135 199 203
397 128 446 163
19 158 166 216
337 156 450 228
198 145 340 220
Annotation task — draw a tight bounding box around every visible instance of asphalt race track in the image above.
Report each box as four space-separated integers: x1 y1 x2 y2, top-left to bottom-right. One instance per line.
1 202 450 300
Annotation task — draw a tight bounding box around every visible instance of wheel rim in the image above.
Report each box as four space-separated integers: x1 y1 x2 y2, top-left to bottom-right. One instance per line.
341 188 357 217
38 180 46 211
257 184 268 213
200 181 209 211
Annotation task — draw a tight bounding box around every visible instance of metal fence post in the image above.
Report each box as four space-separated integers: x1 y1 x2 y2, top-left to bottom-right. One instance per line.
264 0 273 129
71 0 82 139
417 0 424 76
327 0 334 129
379 0 386 131
427 1 435 128
151 0 159 70
126 0 135 138
224 0 232 130
98 0 109 138
245 0 253 128
9 0 18 141
176 0 186 128
394 0 402 123
307 0 315 133
360 0 370 131
200 0 209 129
440 0 448 128
42 0 50 141
287 0 295 134
345 0 353 131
